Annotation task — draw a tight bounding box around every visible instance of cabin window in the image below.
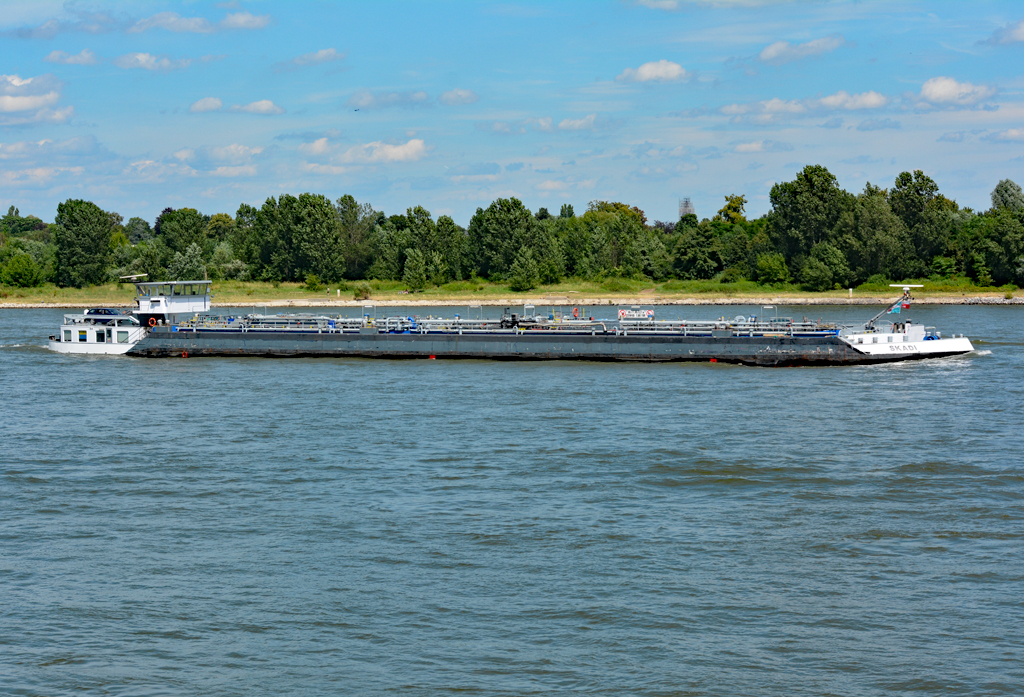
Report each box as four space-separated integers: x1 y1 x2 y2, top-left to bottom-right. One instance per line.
79 330 88 342
117 331 129 343
96 330 105 343
872 337 878 343
887 336 893 342
63 329 71 342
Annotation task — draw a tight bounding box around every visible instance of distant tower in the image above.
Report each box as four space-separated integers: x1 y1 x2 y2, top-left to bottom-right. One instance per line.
678 197 695 218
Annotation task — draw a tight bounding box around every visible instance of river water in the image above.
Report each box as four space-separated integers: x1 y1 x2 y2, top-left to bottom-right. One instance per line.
2 304 1022 696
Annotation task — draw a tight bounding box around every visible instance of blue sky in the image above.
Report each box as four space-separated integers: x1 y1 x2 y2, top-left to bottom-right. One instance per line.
2 1 1023 226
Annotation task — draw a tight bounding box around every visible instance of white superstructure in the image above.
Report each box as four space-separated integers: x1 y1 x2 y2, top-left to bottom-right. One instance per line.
47 280 212 355
48 310 145 355
136 281 211 317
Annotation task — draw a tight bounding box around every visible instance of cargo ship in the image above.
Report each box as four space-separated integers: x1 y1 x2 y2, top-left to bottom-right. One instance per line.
49 281 974 366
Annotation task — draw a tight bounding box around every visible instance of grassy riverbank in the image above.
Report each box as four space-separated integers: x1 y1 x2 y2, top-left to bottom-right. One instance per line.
1 277 1018 308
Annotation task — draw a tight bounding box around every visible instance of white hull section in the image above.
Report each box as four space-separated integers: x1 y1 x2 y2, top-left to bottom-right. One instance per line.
48 340 136 355
841 334 974 359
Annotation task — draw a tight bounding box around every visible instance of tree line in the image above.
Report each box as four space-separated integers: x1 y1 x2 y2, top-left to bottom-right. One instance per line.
2 165 1023 292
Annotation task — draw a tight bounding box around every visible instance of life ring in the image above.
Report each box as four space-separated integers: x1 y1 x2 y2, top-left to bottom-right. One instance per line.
572 307 579 319
148 317 157 327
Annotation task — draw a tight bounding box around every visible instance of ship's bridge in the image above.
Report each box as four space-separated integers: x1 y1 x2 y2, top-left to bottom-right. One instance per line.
135 280 212 317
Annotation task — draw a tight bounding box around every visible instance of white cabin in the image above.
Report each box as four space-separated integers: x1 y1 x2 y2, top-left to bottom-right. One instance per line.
48 311 145 355
136 281 211 321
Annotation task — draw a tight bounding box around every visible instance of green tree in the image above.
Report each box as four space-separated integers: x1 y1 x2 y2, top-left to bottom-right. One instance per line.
434 214 467 282
336 194 377 279
714 194 747 225
53 199 116 287
833 186 919 282
888 170 938 232
810 242 853 287
559 203 575 219
231 203 261 271
799 257 833 291
367 220 410 280
756 253 790 285
768 165 853 262
508 247 540 291
2 253 44 287
991 179 1024 213
559 216 594 278
167 243 207 280
467 197 535 279
124 217 153 244
160 208 207 255
672 222 718 279
292 192 343 282
206 213 235 242
402 247 428 289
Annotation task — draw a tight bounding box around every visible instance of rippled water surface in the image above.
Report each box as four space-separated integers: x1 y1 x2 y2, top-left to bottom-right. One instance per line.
2 304 1022 696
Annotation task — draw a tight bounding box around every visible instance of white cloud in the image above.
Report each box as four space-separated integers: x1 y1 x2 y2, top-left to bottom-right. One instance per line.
339 139 426 164
129 12 213 34
299 138 331 155
173 149 194 162
759 34 846 64
0 92 60 112
127 11 270 34
440 88 479 105
535 178 595 191
0 106 73 126
211 165 256 177
276 48 345 71
43 49 98 65
559 114 597 130
9 10 122 39
190 97 222 113
636 0 680 8
303 163 347 175
530 116 553 132
0 136 104 162
817 90 888 110
0 74 67 123
987 129 1024 142
759 98 806 114
346 89 429 109
231 100 285 115
986 20 1024 45
919 77 996 105
294 48 344 66
857 118 900 131
220 12 271 30
733 140 792 153
114 53 191 71
536 180 570 191
209 144 263 163
0 165 84 186
616 59 687 83
482 116 552 134
721 89 888 122
636 0 783 7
